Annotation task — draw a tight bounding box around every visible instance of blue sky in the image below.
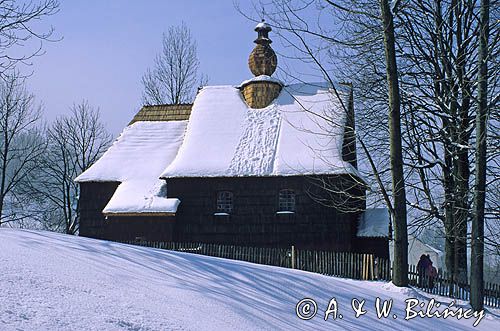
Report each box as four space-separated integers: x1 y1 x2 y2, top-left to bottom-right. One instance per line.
26 1 272 134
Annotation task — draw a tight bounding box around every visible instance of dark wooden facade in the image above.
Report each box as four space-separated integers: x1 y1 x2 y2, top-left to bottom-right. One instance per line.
77 174 382 255
79 182 119 239
352 237 390 259
79 182 175 241
168 175 364 251
104 216 175 242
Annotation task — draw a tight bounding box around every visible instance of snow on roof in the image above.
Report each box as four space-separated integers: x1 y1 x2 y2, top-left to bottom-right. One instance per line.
75 121 187 214
75 121 187 183
357 208 390 238
161 83 358 178
410 235 442 255
238 75 283 88
102 180 180 215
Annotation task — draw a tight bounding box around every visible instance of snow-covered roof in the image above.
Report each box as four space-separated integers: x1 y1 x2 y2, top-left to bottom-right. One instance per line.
357 208 391 238
75 121 187 214
424 243 443 255
102 180 180 215
161 83 358 178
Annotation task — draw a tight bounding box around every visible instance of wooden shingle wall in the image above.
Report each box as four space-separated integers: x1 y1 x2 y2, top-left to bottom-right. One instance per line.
167 175 367 253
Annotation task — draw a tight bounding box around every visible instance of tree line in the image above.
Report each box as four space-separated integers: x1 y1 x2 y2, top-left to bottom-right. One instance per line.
0 1 113 234
0 72 112 234
0 3 204 234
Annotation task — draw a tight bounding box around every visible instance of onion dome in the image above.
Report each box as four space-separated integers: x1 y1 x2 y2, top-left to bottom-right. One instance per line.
248 20 277 77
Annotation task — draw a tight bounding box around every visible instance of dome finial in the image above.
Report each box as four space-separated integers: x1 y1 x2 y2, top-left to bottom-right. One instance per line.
242 20 282 108
248 20 277 77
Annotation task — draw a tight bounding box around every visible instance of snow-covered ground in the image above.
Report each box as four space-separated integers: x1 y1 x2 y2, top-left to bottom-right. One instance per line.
1 229 499 331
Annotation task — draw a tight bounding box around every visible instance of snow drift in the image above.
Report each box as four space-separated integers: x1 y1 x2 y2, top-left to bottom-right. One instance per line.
0 229 498 330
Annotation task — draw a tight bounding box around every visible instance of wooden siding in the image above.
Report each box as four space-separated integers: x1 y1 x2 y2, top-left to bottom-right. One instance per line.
341 83 357 168
352 237 390 259
77 175 390 257
79 182 119 239
167 175 365 252
105 216 175 242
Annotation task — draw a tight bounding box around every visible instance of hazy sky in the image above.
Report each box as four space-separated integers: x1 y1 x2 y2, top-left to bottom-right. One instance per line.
25 1 268 135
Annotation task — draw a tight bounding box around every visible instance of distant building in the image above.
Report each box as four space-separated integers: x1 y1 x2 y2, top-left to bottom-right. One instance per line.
75 21 388 258
391 234 443 271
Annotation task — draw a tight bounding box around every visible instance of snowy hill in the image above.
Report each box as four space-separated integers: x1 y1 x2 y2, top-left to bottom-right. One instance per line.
1 229 499 331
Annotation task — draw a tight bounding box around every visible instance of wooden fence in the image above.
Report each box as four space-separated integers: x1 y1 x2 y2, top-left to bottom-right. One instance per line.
123 240 499 308
408 265 500 307
125 240 384 280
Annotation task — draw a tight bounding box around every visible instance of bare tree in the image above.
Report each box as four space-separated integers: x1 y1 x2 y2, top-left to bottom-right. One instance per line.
471 0 491 312
0 71 45 225
393 0 476 286
29 101 112 234
0 0 59 76
394 0 499 286
142 23 200 105
240 0 410 284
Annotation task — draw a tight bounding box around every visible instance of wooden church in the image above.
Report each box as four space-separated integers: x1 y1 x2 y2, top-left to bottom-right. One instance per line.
75 21 390 258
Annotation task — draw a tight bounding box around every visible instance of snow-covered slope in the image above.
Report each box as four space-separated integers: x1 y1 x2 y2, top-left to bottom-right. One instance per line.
1 229 498 331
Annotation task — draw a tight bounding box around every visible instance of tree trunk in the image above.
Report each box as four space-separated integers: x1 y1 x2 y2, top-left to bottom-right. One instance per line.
452 1 470 287
444 206 455 295
471 0 489 312
454 138 470 286
0 195 4 226
380 0 408 287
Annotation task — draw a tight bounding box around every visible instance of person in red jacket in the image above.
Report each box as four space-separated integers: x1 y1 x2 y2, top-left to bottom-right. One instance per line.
417 254 431 287
426 258 438 289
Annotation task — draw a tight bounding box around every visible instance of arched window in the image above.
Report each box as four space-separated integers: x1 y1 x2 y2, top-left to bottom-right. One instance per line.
278 189 296 212
216 191 233 214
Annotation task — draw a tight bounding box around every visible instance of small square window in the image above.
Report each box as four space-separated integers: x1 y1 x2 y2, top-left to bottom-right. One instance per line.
217 191 233 214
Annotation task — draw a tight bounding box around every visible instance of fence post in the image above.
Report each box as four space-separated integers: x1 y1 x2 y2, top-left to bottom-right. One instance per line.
291 245 296 269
